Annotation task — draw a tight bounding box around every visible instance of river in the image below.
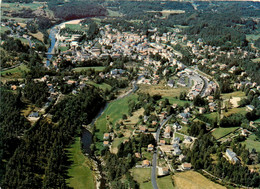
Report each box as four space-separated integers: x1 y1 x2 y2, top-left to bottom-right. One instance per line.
46 26 58 67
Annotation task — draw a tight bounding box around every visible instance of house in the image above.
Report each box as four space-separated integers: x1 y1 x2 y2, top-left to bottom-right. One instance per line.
172 143 180 149
241 129 250 136
179 154 186 162
207 96 214 103
28 112 39 118
246 105 255 112
103 133 110 140
11 85 17 90
135 152 141 159
173 148 182 156
164 126 171 138
139 126 147 133
103 141 109 146
174 137 180 143
160 140 166 146
181 163 192 170
226 149 238 163
182 118 189 125
142 160 150 167
158 167 169 176
167 79 174 87
199 107 206 114
178 113 190 119
183 136 192 143
148 144 154 151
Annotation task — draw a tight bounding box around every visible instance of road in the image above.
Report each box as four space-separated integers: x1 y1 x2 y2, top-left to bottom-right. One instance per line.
151 115 172 189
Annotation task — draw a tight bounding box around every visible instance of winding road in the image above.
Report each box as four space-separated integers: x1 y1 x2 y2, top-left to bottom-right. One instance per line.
151 115 172 189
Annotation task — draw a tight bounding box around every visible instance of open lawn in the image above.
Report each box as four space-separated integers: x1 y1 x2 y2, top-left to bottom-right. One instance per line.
163 96 190 106
86 81 112 91
223 107 247 117
66 137 95 189
14 37 29 45
212 127 239 139
252 58 260 63
242 134 260 152
58 46 69 52
73 66 105 72
157 175 174 189
110 137 125 154
175 132 184 141
137 83 189 98
95 94 138 150
173 171 225 189
221 91 245 99
246 34 260 41
131 168 152 189
1 64 29 78
29 31 44 42
107 9 123 17
65 24 83 30
0 26 10 33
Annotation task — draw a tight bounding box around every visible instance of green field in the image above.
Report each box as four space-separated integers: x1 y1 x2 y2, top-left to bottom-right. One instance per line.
221 91 245 99
212 127 239 139
0 26 10 34
242 134 260 152
131 168 152 189
58 46 69 52
246 34 260 41
65 24 84 31
73 66 105 72
94 94 138 150
164 97 190 106
66 137 95 189
252 58 260 63
157 176 174 189
87 81 112 91
175 133 184 141
1 64 29 78
107 9 122 17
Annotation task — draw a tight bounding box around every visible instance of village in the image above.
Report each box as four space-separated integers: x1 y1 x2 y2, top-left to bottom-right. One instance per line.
2 17 260 188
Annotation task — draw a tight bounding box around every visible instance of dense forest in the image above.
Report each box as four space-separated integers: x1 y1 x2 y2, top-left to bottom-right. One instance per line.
0 86 105 187
48 1 107 21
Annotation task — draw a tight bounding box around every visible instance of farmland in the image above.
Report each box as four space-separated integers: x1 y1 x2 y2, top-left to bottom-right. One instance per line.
66 137 95 189
212 127 240 139
173 171 225 189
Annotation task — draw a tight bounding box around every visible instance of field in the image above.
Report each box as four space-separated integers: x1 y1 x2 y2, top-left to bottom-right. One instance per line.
65 24 83 30
0 26 10 33
252 58 260 63
242 134 260 152
137 83 189 98
221 91 245 100
131 168 152 189
173 171 225 189
157 176 174 189
94 94 138 150
246 34 260 42
86 81 112 91
29 31 44 42
73 66 105 72
107 9 123 17
66 137 95 189
212 127 239 139
1 64 29 78
163 96 190 106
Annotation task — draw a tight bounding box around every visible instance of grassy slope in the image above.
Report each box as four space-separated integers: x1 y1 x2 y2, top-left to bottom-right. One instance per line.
157 176 174 189
131 168 153 189
66 137 95 189
173 171 225 189
242 134 260 152
1 64 29 76
95 94 138 150
87 81 112 91
212 127 239 139
73 66 105 72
